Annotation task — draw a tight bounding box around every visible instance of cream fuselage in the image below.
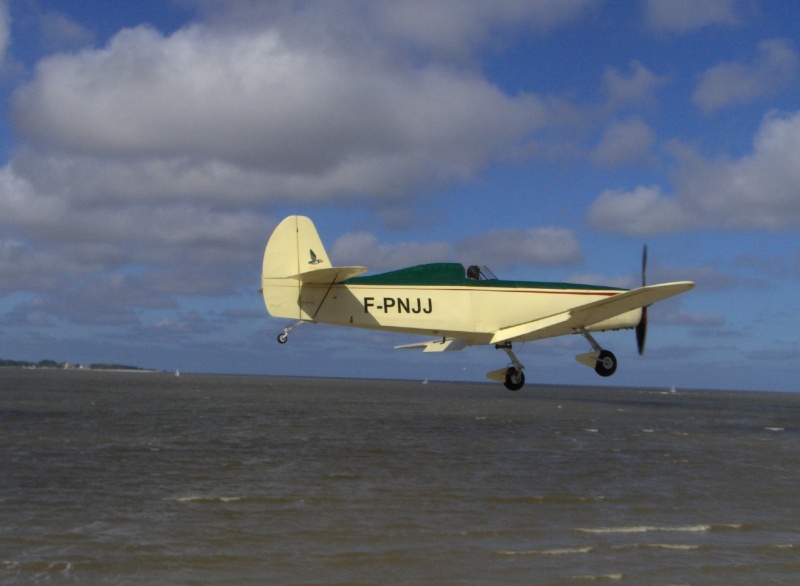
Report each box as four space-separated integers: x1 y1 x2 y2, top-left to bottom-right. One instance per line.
260 216 642 347
280 280 640 343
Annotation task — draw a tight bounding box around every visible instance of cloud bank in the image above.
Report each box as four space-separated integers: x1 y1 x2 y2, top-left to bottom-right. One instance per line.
588 110 800 234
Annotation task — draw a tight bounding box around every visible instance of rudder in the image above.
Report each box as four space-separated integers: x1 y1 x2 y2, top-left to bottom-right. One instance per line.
262 215 332 280
262 216 332 319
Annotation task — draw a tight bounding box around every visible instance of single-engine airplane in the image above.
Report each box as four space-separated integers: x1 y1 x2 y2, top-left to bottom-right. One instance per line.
261 215 694 391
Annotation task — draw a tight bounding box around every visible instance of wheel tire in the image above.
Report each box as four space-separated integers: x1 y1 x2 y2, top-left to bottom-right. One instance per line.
277 333 288 344
594 350 617 377
504 367 525 391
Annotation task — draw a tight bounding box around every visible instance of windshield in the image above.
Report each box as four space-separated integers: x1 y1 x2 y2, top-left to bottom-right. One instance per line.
467 265 498 280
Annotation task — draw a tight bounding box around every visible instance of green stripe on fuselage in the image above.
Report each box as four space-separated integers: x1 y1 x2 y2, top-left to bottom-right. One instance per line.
341 263 623 291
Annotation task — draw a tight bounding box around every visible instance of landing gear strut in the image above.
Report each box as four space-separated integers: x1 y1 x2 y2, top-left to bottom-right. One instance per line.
496 342 525 391
580 330 618 377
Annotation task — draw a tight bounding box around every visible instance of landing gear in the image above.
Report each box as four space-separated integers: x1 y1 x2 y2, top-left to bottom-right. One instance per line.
594 349 617 377
579 330 618 378
495 342 525 391
276 320 304 344
504 367 525 391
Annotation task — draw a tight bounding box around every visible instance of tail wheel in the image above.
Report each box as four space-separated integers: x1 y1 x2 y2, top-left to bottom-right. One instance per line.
504 367 525 391
595 350 617 377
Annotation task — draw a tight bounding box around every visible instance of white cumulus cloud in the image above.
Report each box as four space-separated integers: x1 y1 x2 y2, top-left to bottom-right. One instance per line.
693 38 798 113
331 232 454 271
0 0 9 65
603 61 668 108
644 0 740 33
457 227 582 269
587 185 692 236
1 8 557 304
588 110 800 234
331 226 582 273
11 23 547 205
372 0 595 57
591 117 656 167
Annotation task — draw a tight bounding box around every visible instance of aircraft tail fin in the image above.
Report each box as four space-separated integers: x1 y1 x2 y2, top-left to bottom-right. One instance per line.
262 215 332 280
261 216 366 319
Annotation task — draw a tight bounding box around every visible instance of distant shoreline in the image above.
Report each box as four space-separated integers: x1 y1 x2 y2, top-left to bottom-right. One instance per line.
0 358 153 372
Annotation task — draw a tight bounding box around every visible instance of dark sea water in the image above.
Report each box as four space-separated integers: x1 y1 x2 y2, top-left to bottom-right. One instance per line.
2 369 800 585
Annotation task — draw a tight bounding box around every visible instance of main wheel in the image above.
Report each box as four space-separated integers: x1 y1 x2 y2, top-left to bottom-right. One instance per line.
504 367 525 391
594 350 617 377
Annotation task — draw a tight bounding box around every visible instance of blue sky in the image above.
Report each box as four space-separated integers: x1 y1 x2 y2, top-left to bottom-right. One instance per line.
0 0 798 392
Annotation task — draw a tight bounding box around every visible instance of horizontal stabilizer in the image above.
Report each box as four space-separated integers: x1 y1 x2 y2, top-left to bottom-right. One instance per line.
491 281 695 344
290 266 368 284
395 338 471 352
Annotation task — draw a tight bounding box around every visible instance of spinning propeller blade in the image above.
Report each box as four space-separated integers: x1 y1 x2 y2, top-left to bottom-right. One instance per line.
636 245 648 355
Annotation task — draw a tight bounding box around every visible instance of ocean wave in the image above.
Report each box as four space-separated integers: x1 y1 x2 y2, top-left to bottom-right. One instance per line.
757 543 799 550
612 543 704 551
576 523 743 534
1 560 74 574
167 495 244 503
495 546 593 556
485 495 605 505
165 495 304 506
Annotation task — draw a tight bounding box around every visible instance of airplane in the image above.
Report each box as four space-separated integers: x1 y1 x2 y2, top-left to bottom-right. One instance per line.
261 215 695 391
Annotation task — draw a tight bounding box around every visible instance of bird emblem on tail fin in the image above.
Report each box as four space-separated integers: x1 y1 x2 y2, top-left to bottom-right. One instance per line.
309 249 323 265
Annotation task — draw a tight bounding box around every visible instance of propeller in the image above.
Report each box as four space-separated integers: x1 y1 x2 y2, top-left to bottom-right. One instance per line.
636 245 648 355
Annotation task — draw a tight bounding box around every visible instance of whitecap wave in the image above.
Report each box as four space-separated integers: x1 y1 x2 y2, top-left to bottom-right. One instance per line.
570 573 622 581
577 523 744 534
1 560 73 574
495 546 592 556
617 543 702 551
577 524 710 534
167 495 243 503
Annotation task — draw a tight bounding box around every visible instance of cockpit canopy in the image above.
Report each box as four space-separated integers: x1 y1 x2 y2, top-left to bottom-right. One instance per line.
467 265 498 280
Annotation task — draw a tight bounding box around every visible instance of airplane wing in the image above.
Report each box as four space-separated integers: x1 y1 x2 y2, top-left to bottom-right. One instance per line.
290 266 368 284
395 338 472 352
490 281 695 345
